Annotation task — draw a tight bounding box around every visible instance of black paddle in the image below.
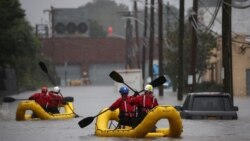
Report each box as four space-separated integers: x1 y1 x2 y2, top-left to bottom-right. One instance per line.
78 108 110 128
138 75 167 93
39 61 80 118
109 71 137 93
39 62 57 86
150 76 166 87
3 96 74 103
109 71 166 93
3 97 28 103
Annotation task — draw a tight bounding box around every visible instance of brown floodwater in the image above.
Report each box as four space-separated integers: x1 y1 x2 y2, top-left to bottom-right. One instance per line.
1 86 250 141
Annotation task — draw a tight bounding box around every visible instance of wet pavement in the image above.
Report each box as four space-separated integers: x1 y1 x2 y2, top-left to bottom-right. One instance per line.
1 86 250 141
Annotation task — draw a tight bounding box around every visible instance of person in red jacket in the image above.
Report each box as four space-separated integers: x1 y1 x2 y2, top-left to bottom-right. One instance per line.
29 86 48 109
109 86 136 129
46 86 64 114
29 86 48 117
132 84 158 128
29 86 64 114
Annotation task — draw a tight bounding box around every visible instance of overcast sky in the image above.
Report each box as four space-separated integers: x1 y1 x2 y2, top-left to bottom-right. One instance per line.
19 0 193 27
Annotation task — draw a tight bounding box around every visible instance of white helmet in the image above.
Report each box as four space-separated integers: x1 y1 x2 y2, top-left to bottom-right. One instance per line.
53 86 60 93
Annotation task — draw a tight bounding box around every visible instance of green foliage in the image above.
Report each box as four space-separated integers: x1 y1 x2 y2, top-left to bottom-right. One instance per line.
0 0 49 91
163 4 217 92
0 0 25 30
195 81 223 92
0 0 25 67
80 0 129 37
89 20 107 38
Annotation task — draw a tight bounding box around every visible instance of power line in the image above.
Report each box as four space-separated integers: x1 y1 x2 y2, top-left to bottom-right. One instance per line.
224 1 250 9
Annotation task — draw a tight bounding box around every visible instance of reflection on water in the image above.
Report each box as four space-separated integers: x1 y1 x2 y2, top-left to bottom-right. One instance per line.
1 86 250 141
0 103 11 120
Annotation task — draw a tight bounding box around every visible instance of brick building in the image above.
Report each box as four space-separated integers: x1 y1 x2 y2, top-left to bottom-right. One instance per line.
41 37 127 86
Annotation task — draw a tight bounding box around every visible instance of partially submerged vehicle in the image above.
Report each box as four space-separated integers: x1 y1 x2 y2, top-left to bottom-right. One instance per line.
175 92 238 120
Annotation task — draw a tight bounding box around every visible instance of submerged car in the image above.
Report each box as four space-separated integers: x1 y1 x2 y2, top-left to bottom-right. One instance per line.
175 92 238 120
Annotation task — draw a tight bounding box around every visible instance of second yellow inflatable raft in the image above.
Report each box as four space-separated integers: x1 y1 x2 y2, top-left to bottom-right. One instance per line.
16 100 76 121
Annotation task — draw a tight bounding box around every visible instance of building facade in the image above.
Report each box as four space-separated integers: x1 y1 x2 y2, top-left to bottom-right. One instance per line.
203 35 250 96
41 37 127 86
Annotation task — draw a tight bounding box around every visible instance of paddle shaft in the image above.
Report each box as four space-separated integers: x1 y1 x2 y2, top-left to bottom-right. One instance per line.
109 71 166 95
123 82 137 93
94 108 110 118
137 76 166 93
109 71 138 93
10 98 27 101
3 97 28 103
59 92 80 117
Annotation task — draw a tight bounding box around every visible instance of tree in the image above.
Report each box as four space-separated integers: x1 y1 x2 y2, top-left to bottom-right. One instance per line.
0 0 46 91
89 20 107 38
0 0 25 67
80 0 129 37
164 5 217 92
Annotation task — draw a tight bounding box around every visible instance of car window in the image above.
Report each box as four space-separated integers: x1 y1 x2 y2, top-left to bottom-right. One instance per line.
192 96 225 111
182 96 190 110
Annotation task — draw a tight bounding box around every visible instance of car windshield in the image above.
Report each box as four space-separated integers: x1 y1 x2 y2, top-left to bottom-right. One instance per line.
192 96 228 111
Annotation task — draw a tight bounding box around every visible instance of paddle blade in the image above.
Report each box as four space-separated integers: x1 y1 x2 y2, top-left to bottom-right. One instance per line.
39 61 48 73
109 71 124 83
63 97 74 103
39 61 57 86
150 76 166 87
3 97 16 103
78 116 95 128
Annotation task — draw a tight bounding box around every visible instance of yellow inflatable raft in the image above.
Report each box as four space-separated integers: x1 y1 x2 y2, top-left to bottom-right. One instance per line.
16 100 75 121
95 105 183 138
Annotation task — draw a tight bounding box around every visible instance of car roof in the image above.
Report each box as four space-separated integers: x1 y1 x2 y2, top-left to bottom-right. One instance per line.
187 92 230 97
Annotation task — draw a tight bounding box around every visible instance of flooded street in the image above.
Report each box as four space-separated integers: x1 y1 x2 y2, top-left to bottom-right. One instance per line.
1 86 250 141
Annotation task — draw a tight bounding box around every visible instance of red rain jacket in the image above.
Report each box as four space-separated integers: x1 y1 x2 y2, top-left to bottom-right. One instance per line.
29 92 48 108
133 93 158 111
109 95 136 117
29 91 63 108
46 91 63 108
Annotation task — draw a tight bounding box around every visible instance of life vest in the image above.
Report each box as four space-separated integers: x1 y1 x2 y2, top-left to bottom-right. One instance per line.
137 94 158 113
110 96 136 117
46 91 63 108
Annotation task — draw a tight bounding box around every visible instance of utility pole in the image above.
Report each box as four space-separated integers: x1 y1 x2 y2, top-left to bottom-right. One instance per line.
124 12 134 69
166 2 170 34
45 6 54 37
178 0 184 101
142 0 148 87
134 1 140 69
190 0 198 92
149 0 155 81
158 0 163 96
222 0 233 104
